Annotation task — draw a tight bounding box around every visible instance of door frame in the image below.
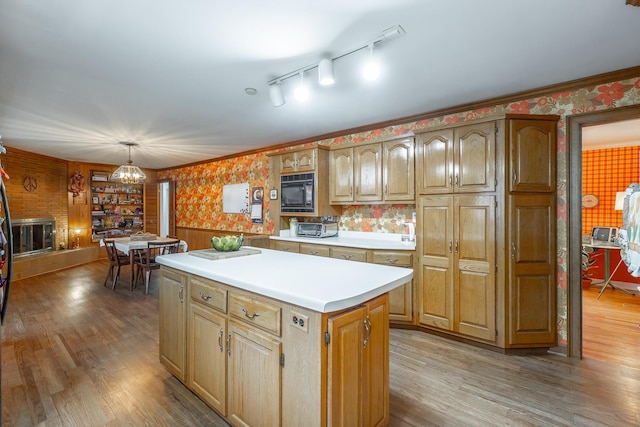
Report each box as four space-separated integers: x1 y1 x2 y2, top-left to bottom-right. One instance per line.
566 104 640 358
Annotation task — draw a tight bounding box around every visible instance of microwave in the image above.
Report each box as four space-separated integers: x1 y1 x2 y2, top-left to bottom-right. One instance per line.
280 173 315 213
591 227 618 244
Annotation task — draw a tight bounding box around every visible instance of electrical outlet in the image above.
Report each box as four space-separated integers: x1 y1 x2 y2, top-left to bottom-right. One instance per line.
290 311 309 333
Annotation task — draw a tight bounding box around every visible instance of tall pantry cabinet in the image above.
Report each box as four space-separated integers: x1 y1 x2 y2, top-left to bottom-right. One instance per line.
416 114 558 349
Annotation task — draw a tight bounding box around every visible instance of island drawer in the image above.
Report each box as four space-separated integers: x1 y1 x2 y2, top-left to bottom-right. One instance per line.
190 277 227 313
229 292 282 336
371 251 413 267
300 243 330 257
331 247 368 262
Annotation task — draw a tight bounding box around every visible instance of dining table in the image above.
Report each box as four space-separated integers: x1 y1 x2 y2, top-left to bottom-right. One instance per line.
100 236 188 288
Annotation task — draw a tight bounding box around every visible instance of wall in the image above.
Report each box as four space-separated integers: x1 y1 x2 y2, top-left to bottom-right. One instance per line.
582 146 639 234
159 74 640 346
1 148 69 249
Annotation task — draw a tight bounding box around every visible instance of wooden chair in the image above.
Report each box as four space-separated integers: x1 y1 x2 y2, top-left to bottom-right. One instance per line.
103 239 131 291
134 239 180 295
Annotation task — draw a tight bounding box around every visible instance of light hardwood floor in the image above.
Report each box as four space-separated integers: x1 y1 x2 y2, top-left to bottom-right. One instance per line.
2 261 640 426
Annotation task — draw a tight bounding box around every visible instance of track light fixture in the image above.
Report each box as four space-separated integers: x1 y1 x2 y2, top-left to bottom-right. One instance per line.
266 25 405 107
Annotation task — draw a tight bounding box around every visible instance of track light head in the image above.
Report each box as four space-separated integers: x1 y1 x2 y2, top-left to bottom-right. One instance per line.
318 58 335 85
294 72 309 101
362 44 380 81
269 83 285 107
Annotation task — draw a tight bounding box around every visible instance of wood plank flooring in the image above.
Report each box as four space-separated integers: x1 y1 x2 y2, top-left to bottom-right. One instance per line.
2 261 640 426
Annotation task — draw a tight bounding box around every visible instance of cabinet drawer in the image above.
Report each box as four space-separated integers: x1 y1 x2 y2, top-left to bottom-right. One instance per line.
300 243 330 257
190 277 227 313
271 240 300 253
371 251 413 267
331 247 368 263
229 292 282 336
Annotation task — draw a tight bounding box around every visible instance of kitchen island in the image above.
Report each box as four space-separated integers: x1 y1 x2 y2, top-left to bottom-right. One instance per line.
156 247 412 427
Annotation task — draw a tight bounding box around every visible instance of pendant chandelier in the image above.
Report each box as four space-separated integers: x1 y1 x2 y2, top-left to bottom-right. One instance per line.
112 141 146 184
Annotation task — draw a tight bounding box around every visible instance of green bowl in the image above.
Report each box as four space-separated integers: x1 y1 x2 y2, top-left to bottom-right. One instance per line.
210 234 244 252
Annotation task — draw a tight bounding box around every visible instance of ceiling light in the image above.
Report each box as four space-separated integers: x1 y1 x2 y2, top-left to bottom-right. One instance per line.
244 87 258 95
318 58 335 85
269 83 285 107
112 142 146 184
294 72 309 102
362 43 380 81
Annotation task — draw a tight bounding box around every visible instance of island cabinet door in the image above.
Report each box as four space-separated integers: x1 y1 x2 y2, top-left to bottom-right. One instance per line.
327 294 389 427
227 320 282 427
188 303 227 415
159 268 187 382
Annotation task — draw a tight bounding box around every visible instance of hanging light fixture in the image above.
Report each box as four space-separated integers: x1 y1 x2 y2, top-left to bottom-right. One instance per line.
112 142 146 184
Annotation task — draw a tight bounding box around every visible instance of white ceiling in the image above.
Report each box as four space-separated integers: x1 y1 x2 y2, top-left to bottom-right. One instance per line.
1 0 639 169
582 119 640 151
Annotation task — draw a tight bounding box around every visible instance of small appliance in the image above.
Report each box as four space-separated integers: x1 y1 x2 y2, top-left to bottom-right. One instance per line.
297 222 338 238
280 173 315 213
591 227 618 244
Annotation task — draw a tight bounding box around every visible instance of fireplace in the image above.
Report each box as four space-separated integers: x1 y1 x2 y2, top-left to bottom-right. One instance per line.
12 218 56 256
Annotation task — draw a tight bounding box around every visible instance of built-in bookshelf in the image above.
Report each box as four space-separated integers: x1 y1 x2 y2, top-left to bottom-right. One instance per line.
90 170 144 241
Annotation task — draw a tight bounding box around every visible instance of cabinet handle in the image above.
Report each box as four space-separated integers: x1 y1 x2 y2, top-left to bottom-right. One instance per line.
512 170 517 185
512 243 516 258
310 250 318 255
200 291 212 301
455 174 459 187
449 174 453 187
356 185 359 195
449 240 453 253
227 333 231 357
363 316 372 348
342 254 353 260
455 240 459 253
179 285 184 304
385 257 398 264
384 184 388 194
242 308 260 319
218 329 224 352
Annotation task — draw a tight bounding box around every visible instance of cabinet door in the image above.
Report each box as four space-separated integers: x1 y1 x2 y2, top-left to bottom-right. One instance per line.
296 148 316 172
362 294 389 427
454 122 495 193
354 144 382 202
327 305 366 427
383 138 415 201
188 302 227 414
507 194 556 346
280 152 298 174
330 148 354 203
371 251 413 323
508 119 557 193
418 196 454 330
454 195 496 342
227 320 281 427
416 130 453 194
159 268 187 381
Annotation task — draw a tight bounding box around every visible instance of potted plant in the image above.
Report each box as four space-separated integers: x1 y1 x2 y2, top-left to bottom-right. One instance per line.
581 246 600 290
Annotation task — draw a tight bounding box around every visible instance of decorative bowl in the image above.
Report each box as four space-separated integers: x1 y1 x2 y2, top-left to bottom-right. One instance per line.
211 234 244 252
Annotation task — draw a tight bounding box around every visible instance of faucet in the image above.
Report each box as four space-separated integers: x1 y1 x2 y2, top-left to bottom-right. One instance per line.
403 222 415 243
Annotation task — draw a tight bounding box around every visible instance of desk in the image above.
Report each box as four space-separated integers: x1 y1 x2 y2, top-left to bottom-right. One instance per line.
582 242 634 300
100 237 188 288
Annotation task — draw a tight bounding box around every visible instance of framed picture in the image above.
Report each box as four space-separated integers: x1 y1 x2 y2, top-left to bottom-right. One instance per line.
92 196 99 204
269 189 278 200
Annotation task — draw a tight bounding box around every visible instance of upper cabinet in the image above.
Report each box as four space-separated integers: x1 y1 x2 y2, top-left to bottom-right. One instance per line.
508 119 556 193
280 148 315 174
416 122 495 194
329 137 415 204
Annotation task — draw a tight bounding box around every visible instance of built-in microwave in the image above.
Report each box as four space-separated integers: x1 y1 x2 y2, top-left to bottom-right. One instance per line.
280 173 315 213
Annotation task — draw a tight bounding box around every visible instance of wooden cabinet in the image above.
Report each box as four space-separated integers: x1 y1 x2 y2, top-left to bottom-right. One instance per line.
415 114 558 349
227 320 282 427
159 267 187 381
300 243 331 257
331 246 368 263
327 293 389 427
416 122 495 194
90 170 144 241
280 148 315 173
271 240 300 253
329 137 415 204
161 265 391 426
418 195 496 341
371 250 413 323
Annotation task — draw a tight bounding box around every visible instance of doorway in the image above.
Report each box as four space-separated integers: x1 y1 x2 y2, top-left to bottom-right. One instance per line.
158 180 176 238
567 105 640 362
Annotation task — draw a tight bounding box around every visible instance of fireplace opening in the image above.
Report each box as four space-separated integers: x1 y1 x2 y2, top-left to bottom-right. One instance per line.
12 218 56 256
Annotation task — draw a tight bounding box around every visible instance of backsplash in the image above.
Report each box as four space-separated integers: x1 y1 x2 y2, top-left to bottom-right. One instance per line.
338 204 415 233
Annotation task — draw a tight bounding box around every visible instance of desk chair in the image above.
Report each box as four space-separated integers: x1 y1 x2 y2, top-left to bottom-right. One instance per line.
103 239 131 291
134 239 180 295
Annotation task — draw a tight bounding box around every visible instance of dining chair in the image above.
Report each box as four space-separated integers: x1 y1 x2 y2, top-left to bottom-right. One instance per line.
134 239 180 295
103 239 131 291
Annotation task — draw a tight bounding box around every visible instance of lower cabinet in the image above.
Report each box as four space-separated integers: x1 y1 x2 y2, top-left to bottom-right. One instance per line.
160 266 390 427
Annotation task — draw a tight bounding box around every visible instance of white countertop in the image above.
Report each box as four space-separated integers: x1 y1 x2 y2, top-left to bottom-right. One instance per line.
270 230 416 251
156 247 413 313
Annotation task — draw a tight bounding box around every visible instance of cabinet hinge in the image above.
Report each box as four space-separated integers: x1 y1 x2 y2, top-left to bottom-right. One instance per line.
496 329 499 337
280 353 285 367
324 331 331 346
495 126 499 136
495 264 498 273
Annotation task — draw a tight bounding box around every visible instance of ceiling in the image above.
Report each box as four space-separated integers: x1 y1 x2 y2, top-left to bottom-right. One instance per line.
1 0 640 170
